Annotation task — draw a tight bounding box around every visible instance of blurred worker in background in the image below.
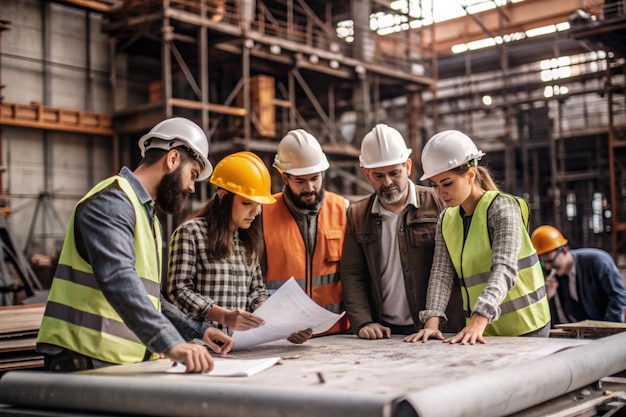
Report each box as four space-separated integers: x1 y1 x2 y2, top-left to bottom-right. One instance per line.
262 129 350 340
407 130 550 345
531 225 626 324
37 117 232 373
168 152 273 339
341 124 464 339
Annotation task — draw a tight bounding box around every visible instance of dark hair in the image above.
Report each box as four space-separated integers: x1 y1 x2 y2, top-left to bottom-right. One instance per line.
450 162 499 191
186 191 263 266
140 147 193 167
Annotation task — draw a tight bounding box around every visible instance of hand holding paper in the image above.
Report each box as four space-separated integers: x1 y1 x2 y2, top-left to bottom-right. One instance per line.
231 277 345 350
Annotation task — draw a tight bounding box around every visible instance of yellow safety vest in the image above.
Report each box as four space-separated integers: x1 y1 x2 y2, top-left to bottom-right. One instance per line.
37 175 162 364
442 191 550 336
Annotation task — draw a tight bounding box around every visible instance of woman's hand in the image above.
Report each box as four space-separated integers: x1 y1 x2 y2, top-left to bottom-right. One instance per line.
445 314 488 345
223 309 265 331
206 305 265 331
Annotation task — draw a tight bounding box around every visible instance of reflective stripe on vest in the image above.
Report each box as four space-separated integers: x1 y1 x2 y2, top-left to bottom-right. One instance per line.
263 192 350 334
442 191 550 336
265 272 340 291
37 175 162 364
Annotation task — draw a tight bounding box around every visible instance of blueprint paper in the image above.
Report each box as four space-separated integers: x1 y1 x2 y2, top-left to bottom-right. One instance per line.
167 356 281 377
231 277 345 350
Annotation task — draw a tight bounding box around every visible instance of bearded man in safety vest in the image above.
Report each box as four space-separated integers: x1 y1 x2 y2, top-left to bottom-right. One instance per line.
37 117 233 372
262 129 350 340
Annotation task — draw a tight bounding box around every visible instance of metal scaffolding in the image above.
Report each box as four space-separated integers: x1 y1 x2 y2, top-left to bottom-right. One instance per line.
1 0 626 261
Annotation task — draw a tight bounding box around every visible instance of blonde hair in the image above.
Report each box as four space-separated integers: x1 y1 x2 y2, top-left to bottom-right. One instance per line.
450 163 498 192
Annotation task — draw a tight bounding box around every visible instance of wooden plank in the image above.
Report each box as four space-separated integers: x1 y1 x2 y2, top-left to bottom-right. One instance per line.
0 304 45 336
54 0 112 13
0 358 44 372
0 337 37 354
0 305 46 372
273 99 292 108
555 320 626 329
0 330 38 340
170 97 247 116
0 102 113 136
553 320 626 339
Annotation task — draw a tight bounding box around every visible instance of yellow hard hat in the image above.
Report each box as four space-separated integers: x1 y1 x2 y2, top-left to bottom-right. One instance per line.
531 225 568 255
210 152 276 204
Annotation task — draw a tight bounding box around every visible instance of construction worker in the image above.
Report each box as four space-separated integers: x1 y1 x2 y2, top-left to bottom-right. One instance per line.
168 152 273 337
341 124 465 339
531 225 626 324
262 129 350 339
37 117 232 373
407 130 550 345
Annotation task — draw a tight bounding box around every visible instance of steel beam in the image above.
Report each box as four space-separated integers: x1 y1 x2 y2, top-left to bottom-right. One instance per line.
423 0 603 55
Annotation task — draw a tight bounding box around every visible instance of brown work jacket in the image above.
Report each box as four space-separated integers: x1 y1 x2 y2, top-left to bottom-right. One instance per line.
340 184 465 334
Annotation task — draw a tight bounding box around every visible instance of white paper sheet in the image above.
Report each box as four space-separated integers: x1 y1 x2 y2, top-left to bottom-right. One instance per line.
231 277 345 350
167 356 281 377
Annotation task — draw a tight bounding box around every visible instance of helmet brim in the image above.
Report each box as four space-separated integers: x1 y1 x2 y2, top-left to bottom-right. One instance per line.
361 157 410 169
276 160 329 176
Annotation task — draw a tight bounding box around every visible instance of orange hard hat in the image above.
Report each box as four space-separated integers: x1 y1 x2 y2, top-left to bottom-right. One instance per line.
531 225 568 255
210 151 276 204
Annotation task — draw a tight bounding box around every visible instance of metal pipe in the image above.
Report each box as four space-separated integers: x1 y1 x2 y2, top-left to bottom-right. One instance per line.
405 331 626 417
0 371 411 417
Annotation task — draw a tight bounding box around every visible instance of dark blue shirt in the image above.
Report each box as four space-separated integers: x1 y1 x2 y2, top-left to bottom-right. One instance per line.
554 248 626 323
39 167 205 358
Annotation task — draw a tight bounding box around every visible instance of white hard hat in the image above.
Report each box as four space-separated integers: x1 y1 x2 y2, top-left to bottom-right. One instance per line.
359 124 412 169
273 129 329 176
420 130 485 181
139 117 213 181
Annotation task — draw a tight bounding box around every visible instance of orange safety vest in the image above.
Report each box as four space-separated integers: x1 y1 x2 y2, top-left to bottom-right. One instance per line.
263 192 350 334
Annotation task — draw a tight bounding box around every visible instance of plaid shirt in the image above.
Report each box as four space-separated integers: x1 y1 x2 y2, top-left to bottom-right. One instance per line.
167 217 268 334
420 194 522 324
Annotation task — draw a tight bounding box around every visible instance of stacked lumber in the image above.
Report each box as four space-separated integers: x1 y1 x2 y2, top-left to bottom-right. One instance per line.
551 320 626 339
0 304 45 373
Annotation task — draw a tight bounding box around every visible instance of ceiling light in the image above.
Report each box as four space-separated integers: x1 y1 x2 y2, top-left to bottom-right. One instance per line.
270 45 281 55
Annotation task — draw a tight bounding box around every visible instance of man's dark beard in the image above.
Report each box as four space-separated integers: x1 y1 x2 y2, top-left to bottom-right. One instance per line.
155 166 189 214
285 183 324 211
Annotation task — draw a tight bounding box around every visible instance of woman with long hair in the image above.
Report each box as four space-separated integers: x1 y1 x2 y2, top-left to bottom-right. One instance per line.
168 151 274 335
406 130 550 345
